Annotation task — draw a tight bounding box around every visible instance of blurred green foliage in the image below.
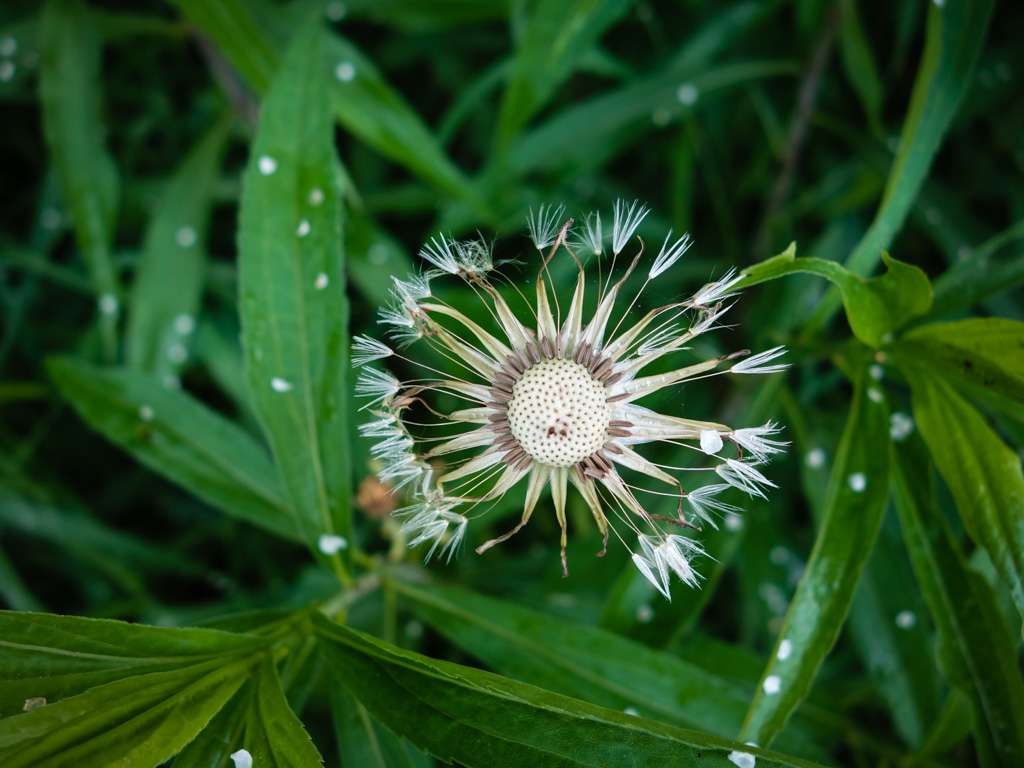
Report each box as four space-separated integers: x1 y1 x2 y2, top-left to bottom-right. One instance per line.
0 0 1022 766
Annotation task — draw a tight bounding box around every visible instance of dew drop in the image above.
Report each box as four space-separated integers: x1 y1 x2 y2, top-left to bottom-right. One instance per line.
271 377 293 392
895 610 916 629
98 293 119 316
763 675 781 695
699 429 723 455
848 473 867 493
168 343 187 364
805 447 825 469
635 604 654 624
0 36 17 57
623 707 640 716
22 697 46 712
230 749 253 768
0 61 15 82
725 513 743 531
867 387 884 403
258 155 277 175
777 638 792 661
890 412 914 441
676 83 699 106
315 272 329 290
869 364 884 381
41 207 61 230
139 405 155 422
309 187 325 206
173 314 195 335
369 243 389 265
728 750 756 768
318 533 348 555
175 226 196 248
335 61 356 82
297 219 311 238
405 620 423 638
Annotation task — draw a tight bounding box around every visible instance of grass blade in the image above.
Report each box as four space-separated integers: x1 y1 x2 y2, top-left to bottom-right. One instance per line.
127 116 232 380
39 0 120 359
739 362 890 747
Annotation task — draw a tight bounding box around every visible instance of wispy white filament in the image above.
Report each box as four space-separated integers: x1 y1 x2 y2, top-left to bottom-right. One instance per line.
351 335 393 367
355 367 399 406
526 204 566 250
731 346 789 375
716 459 777 499
611 199 649 255
649 231 693 278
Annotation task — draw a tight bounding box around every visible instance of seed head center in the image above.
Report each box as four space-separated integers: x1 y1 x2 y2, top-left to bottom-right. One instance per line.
506 358 610 467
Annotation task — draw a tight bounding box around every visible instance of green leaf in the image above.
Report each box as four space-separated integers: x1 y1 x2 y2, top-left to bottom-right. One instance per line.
39 0 120 359
739 363 890 747
931 233 1024 315
894 318 1024 421
0 610 266 716
325 34 487 213
329 682 430 768
47 357 298 542
174 0 483 212
237 22 352 552
899 365 1024 624
892 437 1024 766
0 656 253 767
809 0 993 328
505 1 787 174
343 0 510 30
395 580 836 760
314 614 824 768
238 659 323 767
127 116 232 378
495 0 632 147
838 0 883 132
847 518 942 748
739 243 932 347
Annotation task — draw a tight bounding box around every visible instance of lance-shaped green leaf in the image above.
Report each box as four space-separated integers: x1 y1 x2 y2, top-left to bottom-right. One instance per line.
39 0 120 359
892 437 1024 766
808 0 993 330
394 580 837 760
894 318 1024 422
343 0 510 30
899 365 1024 623
314 614 825 768
329 683 431 768
738 243 932 347
0 610 267 716
237 22 351 551
236 660 323 767
848 517 942 749
495 0 632 147
127 116 232 379
0 655 254 767
838 0 882 132
739 364 890 747
47 357 298 542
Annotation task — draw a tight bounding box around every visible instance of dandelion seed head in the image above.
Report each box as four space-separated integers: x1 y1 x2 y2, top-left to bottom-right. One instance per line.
352 201 784 592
